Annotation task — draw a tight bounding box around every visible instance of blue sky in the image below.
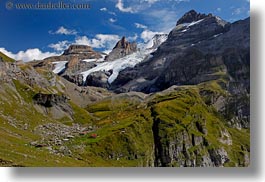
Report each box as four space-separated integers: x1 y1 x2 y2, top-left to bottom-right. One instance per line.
0 0 250 61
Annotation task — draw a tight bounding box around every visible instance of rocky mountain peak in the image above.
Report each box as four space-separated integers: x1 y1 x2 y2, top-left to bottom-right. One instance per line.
63 45 93 55
176 10 208 25
114 36 127 49
105 36 137 61
113 36 137 51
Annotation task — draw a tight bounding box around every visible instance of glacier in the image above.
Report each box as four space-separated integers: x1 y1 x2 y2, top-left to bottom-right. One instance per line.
52 61 68 74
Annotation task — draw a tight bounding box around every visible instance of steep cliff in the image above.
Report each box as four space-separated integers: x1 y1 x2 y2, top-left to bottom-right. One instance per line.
105 36 137 61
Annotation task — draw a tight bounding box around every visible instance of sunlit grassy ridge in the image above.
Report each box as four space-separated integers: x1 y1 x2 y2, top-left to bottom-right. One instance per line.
0 52 15 63
0 72 249 166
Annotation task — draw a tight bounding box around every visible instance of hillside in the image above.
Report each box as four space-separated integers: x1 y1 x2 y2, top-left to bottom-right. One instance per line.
0 10 250 167
0 59 249 167
0 52 15 63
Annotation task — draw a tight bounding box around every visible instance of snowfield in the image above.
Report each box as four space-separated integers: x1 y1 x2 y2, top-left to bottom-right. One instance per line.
50 34 168 84
179 19 205 33
82 59 97 63
52 61 68 74
80 34 168 84
81 50 152 84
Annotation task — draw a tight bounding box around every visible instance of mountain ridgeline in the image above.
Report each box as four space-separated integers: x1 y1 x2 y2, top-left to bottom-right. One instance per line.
0 10 250 167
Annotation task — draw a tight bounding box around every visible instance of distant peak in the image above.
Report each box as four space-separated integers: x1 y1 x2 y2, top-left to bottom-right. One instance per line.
113 36 133 49
121 36 126 41
105 36 137 61
63 45 93 55
176 10 208 25
187 9 197 14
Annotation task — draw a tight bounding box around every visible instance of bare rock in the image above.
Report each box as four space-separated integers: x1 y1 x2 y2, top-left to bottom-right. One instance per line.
105 36 137 61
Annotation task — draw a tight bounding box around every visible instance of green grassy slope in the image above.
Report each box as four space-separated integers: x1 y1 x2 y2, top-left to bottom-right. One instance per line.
0 58 249 166
0 52 15 63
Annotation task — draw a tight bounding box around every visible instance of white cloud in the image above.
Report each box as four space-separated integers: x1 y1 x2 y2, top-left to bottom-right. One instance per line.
108 11 117 16
141 0 159 4
127 34 138 41
115 0 135 13
140 0 189 6
100 7 107 11
115 0 189 14
49 26 77 35
232 8 242 15
140 29 163 42
100 7 116 16
48 41 70 52
74 34 120 50
0 48 58 62
135 23 147 29
217 8 221 12
74 36 91 46
109 18 117 23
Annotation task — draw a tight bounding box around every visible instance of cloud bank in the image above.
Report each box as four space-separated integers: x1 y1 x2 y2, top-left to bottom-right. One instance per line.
0 48 58 62
49 26 77 35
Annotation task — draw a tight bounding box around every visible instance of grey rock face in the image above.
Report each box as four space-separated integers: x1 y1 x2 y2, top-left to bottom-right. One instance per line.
111 13 250 133
105 36 137 61
146 34 168 50
84 71 111 89
176 10 208 25
152 115 230 167
33 93 69 107
63 45 94 55
0 62 20 82
112 16 249 96
31 45 103 86
62 74 84 86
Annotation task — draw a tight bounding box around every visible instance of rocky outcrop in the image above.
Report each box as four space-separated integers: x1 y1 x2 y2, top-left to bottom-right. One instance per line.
176 10 208 25
60 45 102 60
0 62 19 82
62 74 84 86
148 86 249 167
31 45 102 72
84 71 112 89
63 45 94 55
33 93 69 107
105 36 137 61
30 45 103 86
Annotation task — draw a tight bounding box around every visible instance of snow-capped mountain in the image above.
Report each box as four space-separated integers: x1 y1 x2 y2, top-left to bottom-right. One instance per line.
2 10 249 167
79 34 167 85
80 49 153 84
49 34 168 87
34 10 249 95
145 34 168 50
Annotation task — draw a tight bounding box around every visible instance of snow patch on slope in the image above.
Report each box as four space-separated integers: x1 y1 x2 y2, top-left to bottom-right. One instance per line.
179 19 205 33
186 19 205 27
52 61 68 74
81 50 152 84
82 59 97 63
145 34 168 50
79 34 168 85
